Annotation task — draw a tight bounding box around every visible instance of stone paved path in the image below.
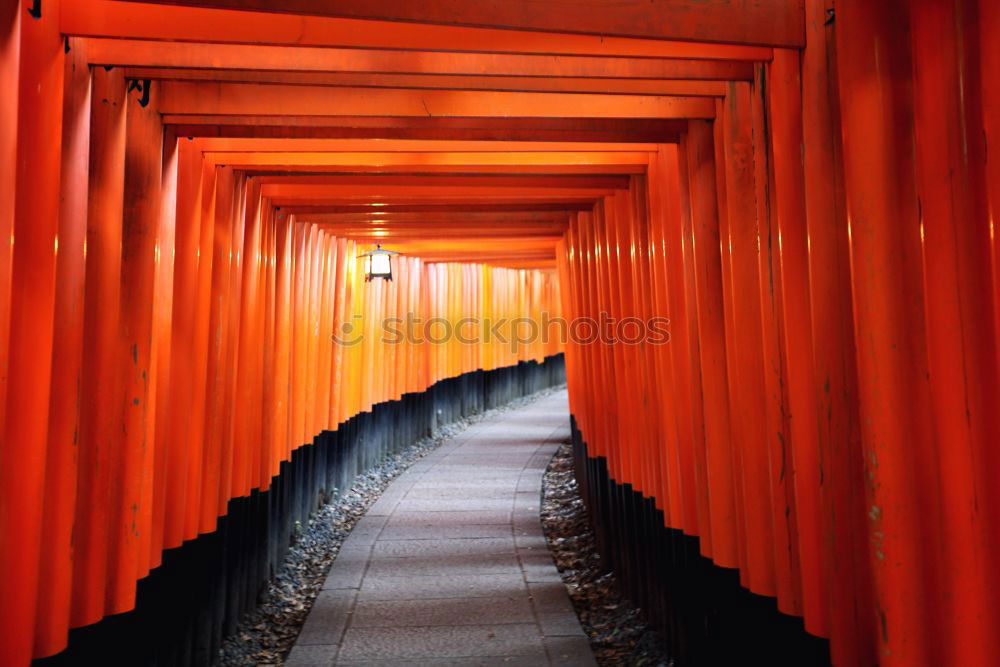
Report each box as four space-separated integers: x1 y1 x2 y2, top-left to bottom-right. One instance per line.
286 389 595 666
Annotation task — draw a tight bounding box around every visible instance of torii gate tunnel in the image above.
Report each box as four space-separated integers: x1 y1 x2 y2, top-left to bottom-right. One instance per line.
2 0 999 665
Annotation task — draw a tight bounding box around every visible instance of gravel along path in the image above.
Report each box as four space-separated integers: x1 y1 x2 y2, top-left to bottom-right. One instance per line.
541 443 673 667
214 385 567 667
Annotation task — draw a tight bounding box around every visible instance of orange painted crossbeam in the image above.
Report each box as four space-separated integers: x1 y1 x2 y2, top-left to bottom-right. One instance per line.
114 0 801 47
281 202 591 214
158 82 716 119
66 1 776 57
373 237 560 250
240 164 648 175
275 197 600 209
202 152 654 169
256 174 629 187
322 235 562 245
299 210 572 223
308 224 568 236
260 186 621 203
167 115 688 143
194 139 660 152
127 68 731 97
87 39 755 81
303 212 571 223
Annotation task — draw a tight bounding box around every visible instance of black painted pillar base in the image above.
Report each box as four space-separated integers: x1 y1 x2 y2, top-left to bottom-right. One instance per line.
35 355 565 667
569 415 831 667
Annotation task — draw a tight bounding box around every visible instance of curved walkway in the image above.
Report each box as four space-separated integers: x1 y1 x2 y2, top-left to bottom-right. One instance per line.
286 389 595 667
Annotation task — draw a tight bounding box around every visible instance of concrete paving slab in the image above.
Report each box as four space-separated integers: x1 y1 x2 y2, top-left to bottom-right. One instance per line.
322 547 371 590
393 497 515 513
386 510 512 526
285 643 338 667
337 624 545 661
296 590 357 646
365 553 522 577
372 537 515 558
404 486 518 500
543 637 598 666
527 583 575 616
350 596 535 628
358 573 528 601
378 523 512 542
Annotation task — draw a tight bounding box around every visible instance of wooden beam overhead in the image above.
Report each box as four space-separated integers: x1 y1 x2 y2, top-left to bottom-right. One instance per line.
256 174 629 188
231 165 647 175
107 0 803 47
158 82 716 118
171 125 680 143
270 196 601 207
192 139 659 152
298 210 572 223
124 68 729 97
201 151 653 169
310 229 568 239
277 202 592 214
87 40 755 80
167 116 685 143
66 1 781 55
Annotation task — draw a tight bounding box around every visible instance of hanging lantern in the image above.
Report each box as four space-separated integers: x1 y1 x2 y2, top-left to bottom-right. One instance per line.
359 244 399 282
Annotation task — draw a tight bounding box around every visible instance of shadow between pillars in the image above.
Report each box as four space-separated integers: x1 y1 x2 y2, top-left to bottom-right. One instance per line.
569 415 831 667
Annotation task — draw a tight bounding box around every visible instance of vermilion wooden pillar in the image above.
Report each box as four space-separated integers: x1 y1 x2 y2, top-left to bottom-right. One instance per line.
768 49 826 633
185 157 217 540
638 176 667 509
72 64 126 629
984 1 1000 349
0 1 65 664
675 137 713 557
231 179 263 499
909 2 1000 663
718 83 776 598
328 235 347 426
34 37 91 659
746 61 801 618
109 76 167 612
216 174 246 515
836 1 941 664
0 0 19 450
801 0 874 663
147 129 177 573
258 205 279 487
162 138 206 550
644 151 686 531
199 165 234 533
711 98 746 579
684 120 737 569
